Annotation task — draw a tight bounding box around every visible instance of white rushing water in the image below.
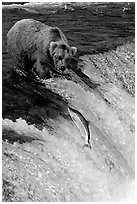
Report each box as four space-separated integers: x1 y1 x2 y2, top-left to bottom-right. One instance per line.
2 116 135 201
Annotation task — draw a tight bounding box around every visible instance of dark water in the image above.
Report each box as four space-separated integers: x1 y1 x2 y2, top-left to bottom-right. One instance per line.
2 2 135 71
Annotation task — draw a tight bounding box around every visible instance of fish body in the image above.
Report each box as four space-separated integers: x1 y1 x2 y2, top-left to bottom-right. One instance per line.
68 107 91 148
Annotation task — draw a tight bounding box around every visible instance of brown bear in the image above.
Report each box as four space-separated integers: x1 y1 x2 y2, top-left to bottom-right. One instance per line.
7 19 77 79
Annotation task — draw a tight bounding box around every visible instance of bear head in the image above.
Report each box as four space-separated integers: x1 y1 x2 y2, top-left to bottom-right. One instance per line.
49 41 77 74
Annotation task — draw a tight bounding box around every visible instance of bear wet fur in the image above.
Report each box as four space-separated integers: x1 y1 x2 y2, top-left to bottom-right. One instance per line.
7 19 77 79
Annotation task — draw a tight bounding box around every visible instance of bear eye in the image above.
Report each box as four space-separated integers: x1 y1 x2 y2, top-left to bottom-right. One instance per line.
58 56 63 60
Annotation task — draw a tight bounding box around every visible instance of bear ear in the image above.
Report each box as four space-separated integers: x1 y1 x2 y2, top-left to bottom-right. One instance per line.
71 46 77 56
49 42 58 56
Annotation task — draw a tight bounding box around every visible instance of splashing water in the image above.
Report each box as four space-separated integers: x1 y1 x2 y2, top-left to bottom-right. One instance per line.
2 116 135 202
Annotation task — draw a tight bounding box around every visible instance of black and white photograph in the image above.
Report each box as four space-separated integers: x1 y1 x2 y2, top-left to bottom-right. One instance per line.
2 0 135 202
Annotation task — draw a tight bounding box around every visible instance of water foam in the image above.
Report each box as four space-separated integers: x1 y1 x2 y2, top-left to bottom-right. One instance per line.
2 117 49 141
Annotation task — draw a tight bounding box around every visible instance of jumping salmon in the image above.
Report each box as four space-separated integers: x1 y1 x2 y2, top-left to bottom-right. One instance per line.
68 107 91 148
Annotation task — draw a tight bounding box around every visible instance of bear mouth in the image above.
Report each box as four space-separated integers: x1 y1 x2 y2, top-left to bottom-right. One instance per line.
53 67 70 75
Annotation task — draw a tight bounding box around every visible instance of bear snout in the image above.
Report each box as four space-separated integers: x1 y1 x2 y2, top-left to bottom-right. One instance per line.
60 66 66 71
